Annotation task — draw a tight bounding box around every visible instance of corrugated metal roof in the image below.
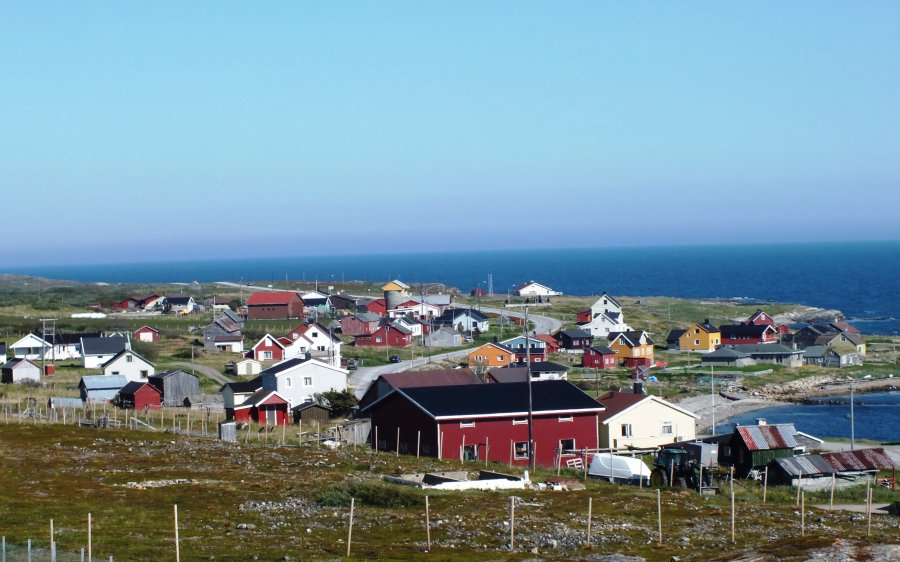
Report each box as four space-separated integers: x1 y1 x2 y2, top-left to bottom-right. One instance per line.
80 375 128 390
737 424 798 451
821 448 895 472
774 455 835 477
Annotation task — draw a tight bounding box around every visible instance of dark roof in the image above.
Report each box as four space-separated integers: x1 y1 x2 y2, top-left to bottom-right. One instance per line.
237 389 287 408
666 329 686 342
292 400 332 412
384 380 604 419
719 324 774 338
587 345 615 355
166 295 193 305
35 331 100 345
558 329 592 339
597 391 647 421
697 322 718 333
703 347 750 359
503 361 567 373
259 357 309 377
119 381 159 396
608 331 654 346
773 455 836 477
222 376 263 394
731 343 801 355
598 292 622 308
81 336 128 356
820 448 895 471
101 349 154 369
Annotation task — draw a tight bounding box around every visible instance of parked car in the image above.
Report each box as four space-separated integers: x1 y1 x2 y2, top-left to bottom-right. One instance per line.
389 355 401 363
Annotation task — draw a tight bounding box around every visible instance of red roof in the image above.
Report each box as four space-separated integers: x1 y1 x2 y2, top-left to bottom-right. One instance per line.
736 424 797 451
597 391 647 422
533 334 560 350
246 291 301 305
820 448 894 472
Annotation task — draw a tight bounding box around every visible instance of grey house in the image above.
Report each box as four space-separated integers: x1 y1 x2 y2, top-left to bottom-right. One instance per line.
424 326 463 347
148 370 201 407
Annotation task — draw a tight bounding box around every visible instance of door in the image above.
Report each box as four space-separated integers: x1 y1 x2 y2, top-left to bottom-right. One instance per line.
266 406 277 426
463 444 478 461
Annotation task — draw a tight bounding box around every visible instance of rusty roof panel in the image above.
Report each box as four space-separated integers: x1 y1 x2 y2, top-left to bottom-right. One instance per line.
737 424 797 451
774 455 835 477
821 448 895 472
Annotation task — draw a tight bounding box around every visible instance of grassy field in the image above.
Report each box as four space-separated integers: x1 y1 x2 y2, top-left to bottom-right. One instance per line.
0 422 896 561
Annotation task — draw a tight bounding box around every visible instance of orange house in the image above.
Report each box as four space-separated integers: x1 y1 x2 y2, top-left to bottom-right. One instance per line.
607 331 655 363
466 343 515 368
678 321 721 352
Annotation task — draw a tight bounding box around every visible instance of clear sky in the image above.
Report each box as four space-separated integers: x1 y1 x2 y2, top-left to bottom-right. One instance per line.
2 2 898 267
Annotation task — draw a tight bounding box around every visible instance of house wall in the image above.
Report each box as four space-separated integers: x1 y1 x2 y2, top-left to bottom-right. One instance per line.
354 328 412 347
247 299 304 320
261 362 348 408
582 352 616 369
600 400 696 449
253 336 284 362
136 329 158 343
102 353 155 382
678 327 721 352
122 386 161 410
153 373 201 407
2 363 41 384
341 316 377 336
83 353 119 369
237 360 261 376
295 405 330 425
467 345 514 368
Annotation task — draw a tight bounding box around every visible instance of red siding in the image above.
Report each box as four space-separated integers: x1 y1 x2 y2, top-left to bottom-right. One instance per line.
624 356 652 368
354 326 412 347
368 393 599 467
253 338 285 362
576 309 592 323
341 316 378 336
121 384 161 410
582 351 616 369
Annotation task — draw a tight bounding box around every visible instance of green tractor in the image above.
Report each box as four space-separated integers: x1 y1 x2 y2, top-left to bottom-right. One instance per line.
649 447 712 489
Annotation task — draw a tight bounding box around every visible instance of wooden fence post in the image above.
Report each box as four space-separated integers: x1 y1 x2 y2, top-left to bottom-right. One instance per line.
174 504 180 562
50 519 55 562
509 497 515 551
425 495 431 552
586 497 593 547
396 427 400 457
763 466 768 504
88 512 92 562
867 487 873 537
347 498 355 557
800 491 805 537
731 489 736 543
830 474 835 511
656 489 663 545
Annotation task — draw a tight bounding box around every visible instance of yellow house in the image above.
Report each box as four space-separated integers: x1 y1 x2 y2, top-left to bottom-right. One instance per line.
598 391 698 450
607 331 655 363
677 321 721 352
467 342 514 368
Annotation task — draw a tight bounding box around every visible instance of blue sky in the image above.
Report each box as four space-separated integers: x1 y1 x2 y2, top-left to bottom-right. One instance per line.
1 2 898 267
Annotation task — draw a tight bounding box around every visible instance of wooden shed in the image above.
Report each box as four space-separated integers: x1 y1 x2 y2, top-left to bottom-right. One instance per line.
292 401 331 425
148 370 201 407
118 381 162 410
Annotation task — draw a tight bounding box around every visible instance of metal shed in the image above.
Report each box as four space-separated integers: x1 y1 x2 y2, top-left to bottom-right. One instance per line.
79 375 128 402
148 370 201 407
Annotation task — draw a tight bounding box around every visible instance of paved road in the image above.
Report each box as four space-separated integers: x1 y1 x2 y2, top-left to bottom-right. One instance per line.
172 362 230 386
465 304 563 335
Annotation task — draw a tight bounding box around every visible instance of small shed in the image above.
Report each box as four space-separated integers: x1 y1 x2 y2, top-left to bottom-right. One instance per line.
134 325 159 343
2 358 42 384
292 401 331 425
235 358 262 376
768 455 836 487
118 381 162 410
148 370 201 407
48 397 84 410
79 375 128 402
232 389 290 425
184 394 225 411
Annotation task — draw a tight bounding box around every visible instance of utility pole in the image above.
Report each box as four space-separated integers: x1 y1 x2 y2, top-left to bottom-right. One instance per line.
850 381 855 451
505 299 550 472
710 364 716 436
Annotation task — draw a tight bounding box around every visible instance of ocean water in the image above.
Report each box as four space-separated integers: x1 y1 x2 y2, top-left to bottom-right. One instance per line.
722 391 900 442
4 241 900 334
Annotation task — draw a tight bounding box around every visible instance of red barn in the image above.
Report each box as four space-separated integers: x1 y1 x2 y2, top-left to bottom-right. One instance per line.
340 313 381 336
251 334 287 362
246 291 304 320
719 324 777 346
362 380 604 468
353 323 412 347
582 346 617 369
134 325 159 343
117 381 162 410
363 298 387 316
231 389 290 425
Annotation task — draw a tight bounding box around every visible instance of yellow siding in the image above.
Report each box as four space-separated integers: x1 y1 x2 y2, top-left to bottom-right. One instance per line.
678 325 721 352
467 344 513 367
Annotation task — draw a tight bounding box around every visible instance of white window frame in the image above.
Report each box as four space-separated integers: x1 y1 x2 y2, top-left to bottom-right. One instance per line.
621 423 633 437
558 415 573 422
512 418 527 425
459 420 475 428
304 377 313 387
514 441 529 460
661 421 674 435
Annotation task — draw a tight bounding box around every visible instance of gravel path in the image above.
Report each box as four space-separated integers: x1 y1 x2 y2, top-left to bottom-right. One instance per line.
171 362 230 386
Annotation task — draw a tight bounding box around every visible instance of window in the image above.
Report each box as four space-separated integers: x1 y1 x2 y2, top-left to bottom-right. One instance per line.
559 438 575 452
459 420 475 428
126 355 133 363
304 377 313 386
558 415 573 422
512 418 527 425
262 351 273 360
140 370 148 379
286 377 292 388
621 424 633 437
694 328 699 334
661 421 674 435
474 355 484 362
694 339 701 346
514 441 529 459
497 355 505 362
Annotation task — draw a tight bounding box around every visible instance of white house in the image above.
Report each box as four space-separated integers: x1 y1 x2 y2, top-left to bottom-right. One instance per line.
388 300 443 319
437 309 490 334
2 358 41 384
424 326 463 347
235 358 262 376
81 336 130 369
579 293 631 337
259 357 348 408
100 350 156 382
597 391 698 450
514 281 561 297
284 323 342 368
165 295 196 314
11 332 89 361
392 315 423 338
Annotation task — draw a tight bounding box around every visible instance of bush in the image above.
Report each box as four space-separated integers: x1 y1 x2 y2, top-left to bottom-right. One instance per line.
318 481 422 508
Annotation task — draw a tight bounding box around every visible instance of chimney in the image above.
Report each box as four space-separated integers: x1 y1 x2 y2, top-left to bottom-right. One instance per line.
756 418 767 426
704 319 710 325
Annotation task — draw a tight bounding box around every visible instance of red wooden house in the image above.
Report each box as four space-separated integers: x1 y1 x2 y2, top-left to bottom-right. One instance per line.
361 380 604 467
353 323 412 347
112 297 141 310
251 334 287 362
246 291 304 320
582 346 617 369
575 309 593 324
230 389 290 425
363 298 387 316
533 334 560 354
117 381 162 410
340 313 381 336
134 325 159 343
719 324 777 346
743 309 789 335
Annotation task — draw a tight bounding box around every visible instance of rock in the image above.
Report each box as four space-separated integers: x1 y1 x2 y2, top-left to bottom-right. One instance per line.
236 523 256 530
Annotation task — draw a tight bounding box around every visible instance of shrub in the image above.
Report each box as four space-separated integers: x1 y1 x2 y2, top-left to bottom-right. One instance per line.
318 481 422 508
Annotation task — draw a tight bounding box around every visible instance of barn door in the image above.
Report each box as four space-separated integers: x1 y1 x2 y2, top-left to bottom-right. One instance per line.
266 407 277 426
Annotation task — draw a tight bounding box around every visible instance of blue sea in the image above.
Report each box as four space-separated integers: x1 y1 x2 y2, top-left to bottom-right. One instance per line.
722 391 900 443
5 241 900 335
